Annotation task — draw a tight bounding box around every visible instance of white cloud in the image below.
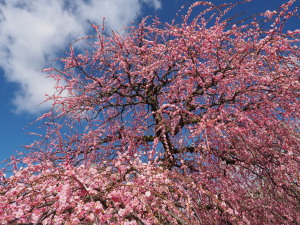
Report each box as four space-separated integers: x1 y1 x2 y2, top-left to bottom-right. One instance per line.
142 0 161 9
0 0 161 114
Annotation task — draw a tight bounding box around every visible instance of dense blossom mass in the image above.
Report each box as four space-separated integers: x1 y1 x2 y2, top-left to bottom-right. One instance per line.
1 1 300 224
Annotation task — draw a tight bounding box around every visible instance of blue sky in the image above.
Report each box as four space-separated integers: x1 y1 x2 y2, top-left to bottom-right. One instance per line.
0 0 298 167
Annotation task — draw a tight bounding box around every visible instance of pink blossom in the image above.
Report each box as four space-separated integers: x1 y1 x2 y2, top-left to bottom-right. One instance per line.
0 1 299 224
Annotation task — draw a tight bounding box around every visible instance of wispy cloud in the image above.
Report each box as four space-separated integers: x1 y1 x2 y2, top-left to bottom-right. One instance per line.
0 0 161 114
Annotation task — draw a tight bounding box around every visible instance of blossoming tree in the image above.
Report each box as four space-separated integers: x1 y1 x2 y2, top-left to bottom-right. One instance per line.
1 1 299 224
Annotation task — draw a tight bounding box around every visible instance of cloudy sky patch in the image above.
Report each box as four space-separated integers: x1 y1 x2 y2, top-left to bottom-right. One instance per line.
0 0 161 114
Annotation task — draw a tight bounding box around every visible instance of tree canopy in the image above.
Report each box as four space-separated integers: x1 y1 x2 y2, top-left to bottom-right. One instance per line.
1 1 300 224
